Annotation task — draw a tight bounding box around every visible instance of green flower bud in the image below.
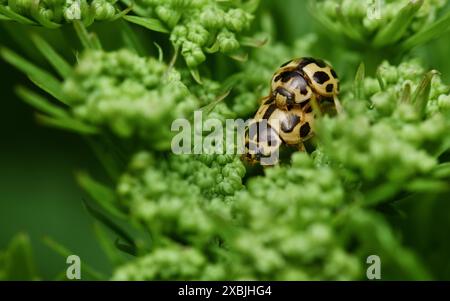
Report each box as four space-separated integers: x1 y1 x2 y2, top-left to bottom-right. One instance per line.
170 25 187 46
216 29 239 53
92 0 116 21
186 23 209 46
199 5 224 29
224 8 251 32
181 40 206 68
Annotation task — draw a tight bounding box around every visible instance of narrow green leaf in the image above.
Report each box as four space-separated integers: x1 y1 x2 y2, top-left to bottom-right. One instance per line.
85 137 123 181
411 70 438 118
43 237 106 280
0 14 11 21
200 90 231 115
119 20 147 56
29 2 61 28
241 0 260 13
73 20 100 50
93 223 124 265
16 87 68 118
36 114 99 135
0 47 68 104
402 10 450 51
354 62 365 100
240 35 269 48
76 171 126 219
115 239 137 256
336 5 365 42
373 0 424 47
190 68 203 84
5 233 38 280
154 42 164 62
0 6 36 25
400 83 412 103
376 68 385 91
31 34 72 78
111 6 133 21
82 199 135 247
123 15 169 33
431 163 450 179
407 179 449 192
228 52 248 62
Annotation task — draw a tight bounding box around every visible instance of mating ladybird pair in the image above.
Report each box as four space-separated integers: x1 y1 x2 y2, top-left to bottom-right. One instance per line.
244 57 340 165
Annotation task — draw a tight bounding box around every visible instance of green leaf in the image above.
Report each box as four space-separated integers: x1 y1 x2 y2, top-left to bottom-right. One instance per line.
0 47 68 104
402 10 450 51
354 62 365 100
82 199 135 248
432 163 450 179
119 20 147 57
0 14 11 21
4 233 38 280
240 35 269 48
411 70 438 118
190 67 203 84
93 223 125 265
115 239 137 256
43 237 106 280
73 20 101 50
76 171 126 219
372 0 424 47
29 2 61 28
407 179 449 193
36 114 99 135
0 6 36 25
31 34 72 78
400 83 412 103
123 16 169 33
16 87 69 118
85 137 124 181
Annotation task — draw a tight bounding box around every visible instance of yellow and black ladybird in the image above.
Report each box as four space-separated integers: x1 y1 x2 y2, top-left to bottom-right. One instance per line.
243 97 316 165
271 57 339 110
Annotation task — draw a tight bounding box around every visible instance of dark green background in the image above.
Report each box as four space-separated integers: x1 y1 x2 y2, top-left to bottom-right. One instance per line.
1 1 450 279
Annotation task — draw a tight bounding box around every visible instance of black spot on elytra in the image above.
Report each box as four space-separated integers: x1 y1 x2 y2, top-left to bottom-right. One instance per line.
299 122 311 138
313 71 330 84
300 99 311 108
275 71 300 83
304 105 313 113
330 68 338 78
298 57 327 71
281 114 301 133
264 97 274 105
280 60 292 68
293 75 309 95
275 87 294 106
326 84 334 93
262 104 277 120
297 57 316 71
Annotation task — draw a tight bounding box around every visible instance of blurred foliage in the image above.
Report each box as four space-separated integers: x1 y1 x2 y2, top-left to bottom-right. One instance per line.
1 0 450 280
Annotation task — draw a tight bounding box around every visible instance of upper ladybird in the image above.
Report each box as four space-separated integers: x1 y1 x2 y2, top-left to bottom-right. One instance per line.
270 57 340 108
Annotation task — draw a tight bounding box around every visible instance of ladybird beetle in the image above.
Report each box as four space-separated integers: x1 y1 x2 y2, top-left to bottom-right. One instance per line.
243 97 316 165
270 57 340 110
243 57 341 166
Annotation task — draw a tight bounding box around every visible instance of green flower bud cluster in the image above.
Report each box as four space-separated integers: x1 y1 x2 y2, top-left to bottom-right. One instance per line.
313 0 447 47
112 150 245 280
319 60 450 202
1 0 120 26
227 152 361 280
63 49 200 149
134 0 255 68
